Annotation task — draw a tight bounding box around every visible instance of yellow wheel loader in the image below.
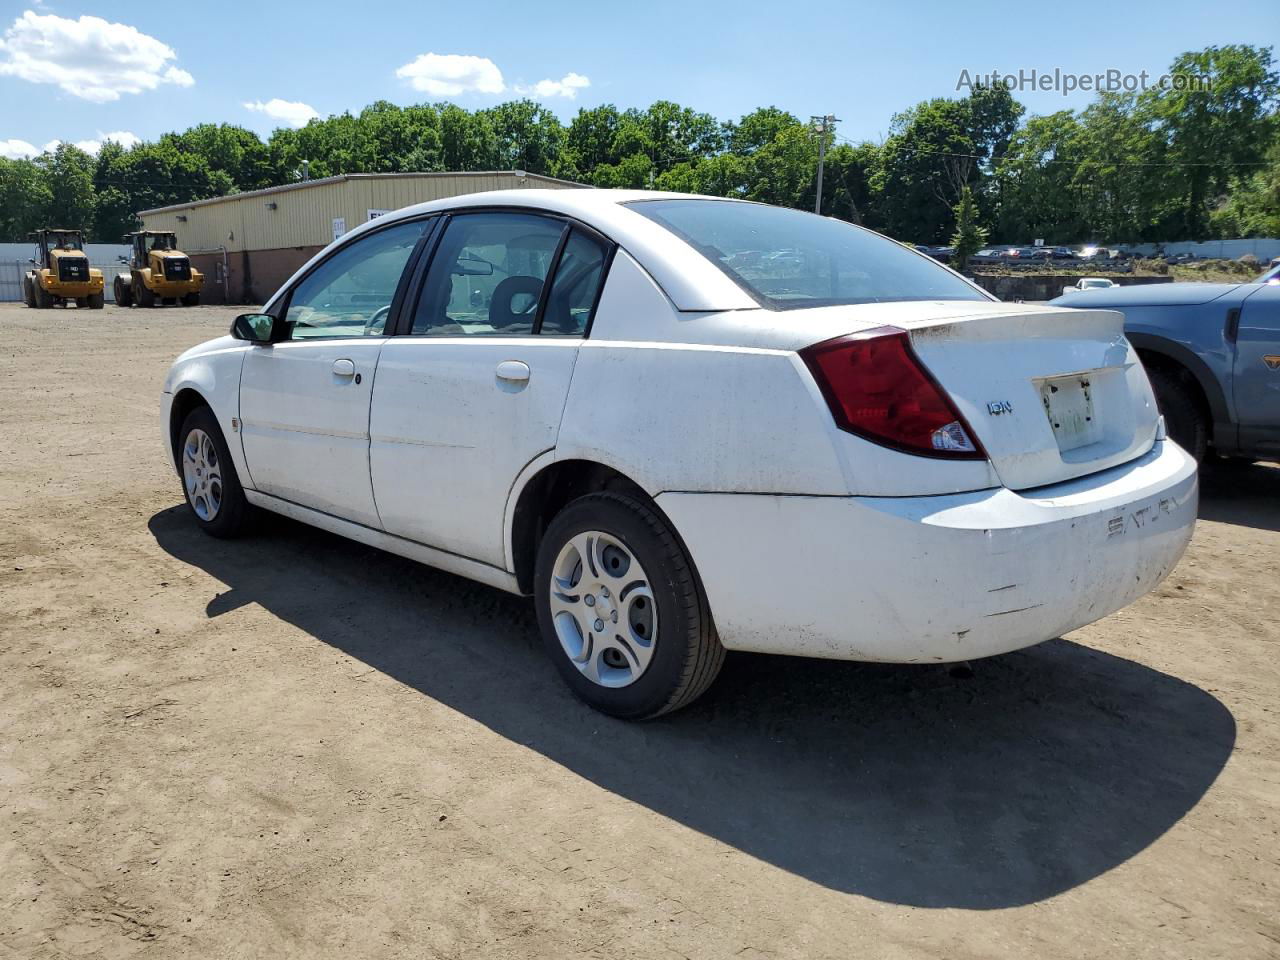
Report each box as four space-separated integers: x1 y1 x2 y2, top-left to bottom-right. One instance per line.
24 229 105 309
114 231 204 307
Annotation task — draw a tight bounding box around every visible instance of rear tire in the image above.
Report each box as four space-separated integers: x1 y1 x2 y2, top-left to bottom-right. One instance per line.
176 406 254 538
138 283 155 308
75 297 88 308
114 275 133 307
32 280 49 309
181 292 200 307
1147 365 1208 462
534 492 724 719
22 274 36 307
87 292 104 310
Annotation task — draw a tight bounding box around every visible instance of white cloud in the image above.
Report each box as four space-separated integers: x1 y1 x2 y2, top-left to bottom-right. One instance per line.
70 130 142 153
243 98 319 129
1 137 39 159
515 72 591 100
13 131 142 156
395 53 505 96
0 10 194 102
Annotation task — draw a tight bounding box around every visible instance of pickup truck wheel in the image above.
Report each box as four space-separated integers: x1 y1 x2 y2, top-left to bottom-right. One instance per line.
177 407 253 538
535 492 724 719
1147 366 1207 462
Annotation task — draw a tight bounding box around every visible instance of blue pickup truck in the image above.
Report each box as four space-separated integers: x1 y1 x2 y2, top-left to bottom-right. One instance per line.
1051 265 1280 462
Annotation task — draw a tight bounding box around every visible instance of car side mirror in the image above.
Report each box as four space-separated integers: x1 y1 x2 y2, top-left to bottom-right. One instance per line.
230 313 277 344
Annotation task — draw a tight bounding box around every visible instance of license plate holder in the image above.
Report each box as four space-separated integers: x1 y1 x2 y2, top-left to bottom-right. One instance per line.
1040 375 1099 452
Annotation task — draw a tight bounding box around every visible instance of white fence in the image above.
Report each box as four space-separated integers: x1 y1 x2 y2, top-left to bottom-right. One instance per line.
1118 237 1280 261
0 260 124 303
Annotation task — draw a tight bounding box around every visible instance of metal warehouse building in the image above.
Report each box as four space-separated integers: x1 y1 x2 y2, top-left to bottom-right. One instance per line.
137 171 584 304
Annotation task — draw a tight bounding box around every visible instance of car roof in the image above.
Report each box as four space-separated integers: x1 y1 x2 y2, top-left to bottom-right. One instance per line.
325 189 765 312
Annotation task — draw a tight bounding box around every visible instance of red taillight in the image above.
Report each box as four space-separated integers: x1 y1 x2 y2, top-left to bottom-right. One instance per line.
800 327 987 460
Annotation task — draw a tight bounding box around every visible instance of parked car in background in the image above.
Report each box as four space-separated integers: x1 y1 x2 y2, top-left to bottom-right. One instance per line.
1061 277 1119 297
1078 246 1120 261
1048 246 1078 260
1052 275 1280 462
161 190 1198 718
969 248 1005 264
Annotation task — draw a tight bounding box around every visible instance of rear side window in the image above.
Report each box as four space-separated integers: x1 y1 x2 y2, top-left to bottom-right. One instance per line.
628 199 989 310
540 228 610 336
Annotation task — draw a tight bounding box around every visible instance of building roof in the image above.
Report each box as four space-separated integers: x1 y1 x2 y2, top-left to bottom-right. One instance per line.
136 170 585 217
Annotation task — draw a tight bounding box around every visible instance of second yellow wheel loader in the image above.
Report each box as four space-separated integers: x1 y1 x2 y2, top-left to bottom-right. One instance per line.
115 231 204 307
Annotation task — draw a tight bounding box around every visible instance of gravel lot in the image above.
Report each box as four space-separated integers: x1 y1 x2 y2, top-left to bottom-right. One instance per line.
1 300 1278 959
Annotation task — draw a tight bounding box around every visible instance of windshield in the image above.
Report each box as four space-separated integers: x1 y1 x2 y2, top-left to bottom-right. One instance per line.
627 199 988 310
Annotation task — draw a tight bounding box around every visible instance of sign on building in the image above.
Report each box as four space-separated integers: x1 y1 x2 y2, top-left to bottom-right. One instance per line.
367 209 391 221
332 217 347 241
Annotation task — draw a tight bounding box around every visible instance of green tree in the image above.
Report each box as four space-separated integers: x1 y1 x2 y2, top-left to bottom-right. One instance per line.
36 144 97 234
950 185 987 270
0 156 52 239
481 100 566 176
994 111 1087 243
1145 44 1280 239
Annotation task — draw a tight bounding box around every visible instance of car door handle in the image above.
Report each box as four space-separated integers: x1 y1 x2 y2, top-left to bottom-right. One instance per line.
332 359 356 378
495 360 530 383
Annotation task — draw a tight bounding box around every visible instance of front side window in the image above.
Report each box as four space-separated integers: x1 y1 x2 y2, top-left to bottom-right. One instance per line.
411 213 566 337
628 199 989 310
284 218 428 339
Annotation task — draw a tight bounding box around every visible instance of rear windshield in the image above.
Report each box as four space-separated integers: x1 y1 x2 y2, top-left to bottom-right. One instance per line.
627 199 989 310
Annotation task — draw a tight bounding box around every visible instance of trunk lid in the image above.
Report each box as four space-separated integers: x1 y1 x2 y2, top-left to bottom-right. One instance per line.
903 305 1158 490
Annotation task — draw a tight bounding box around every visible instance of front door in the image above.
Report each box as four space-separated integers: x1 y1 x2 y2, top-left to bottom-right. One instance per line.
238 218 430 527
370 212 613 567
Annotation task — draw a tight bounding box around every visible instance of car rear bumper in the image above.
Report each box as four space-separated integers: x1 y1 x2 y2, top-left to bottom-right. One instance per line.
656 440 1197 663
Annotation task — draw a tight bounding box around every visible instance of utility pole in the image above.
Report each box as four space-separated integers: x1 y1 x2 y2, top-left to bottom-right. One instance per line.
810 115 838 215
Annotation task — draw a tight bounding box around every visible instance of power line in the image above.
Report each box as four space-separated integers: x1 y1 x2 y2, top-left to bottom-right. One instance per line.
832 135 1274 168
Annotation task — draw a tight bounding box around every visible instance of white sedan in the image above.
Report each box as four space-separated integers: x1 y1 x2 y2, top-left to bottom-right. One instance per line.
161 190 1198 718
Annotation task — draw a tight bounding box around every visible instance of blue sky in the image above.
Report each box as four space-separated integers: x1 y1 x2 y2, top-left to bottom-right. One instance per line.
0 0 1266 159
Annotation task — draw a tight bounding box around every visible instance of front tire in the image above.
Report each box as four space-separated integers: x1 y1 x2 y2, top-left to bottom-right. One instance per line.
87 292 104 309
1147 365 1208 462
114 275 133 307
31 279 50 309
177 407 254 538
181 292 200 307
534 492 724 719
22 274 36 307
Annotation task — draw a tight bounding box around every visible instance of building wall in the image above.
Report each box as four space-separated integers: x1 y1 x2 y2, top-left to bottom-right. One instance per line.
140 172 583 304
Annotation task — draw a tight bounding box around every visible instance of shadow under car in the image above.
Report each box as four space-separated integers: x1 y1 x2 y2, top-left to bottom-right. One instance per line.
149 505 1235 910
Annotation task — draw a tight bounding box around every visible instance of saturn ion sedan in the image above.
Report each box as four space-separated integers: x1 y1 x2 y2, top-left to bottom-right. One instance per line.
161 190 1198 718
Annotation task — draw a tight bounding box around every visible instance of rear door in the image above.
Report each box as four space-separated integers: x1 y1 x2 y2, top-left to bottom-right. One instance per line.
1232 283 1280 457
239 217 431 527
370 212 613 567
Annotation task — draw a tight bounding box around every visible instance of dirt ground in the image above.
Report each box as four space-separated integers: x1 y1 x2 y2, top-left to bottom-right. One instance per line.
1 300 1277 960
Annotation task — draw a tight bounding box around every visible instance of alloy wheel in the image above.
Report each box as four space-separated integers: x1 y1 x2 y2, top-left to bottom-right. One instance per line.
549 530 657 688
